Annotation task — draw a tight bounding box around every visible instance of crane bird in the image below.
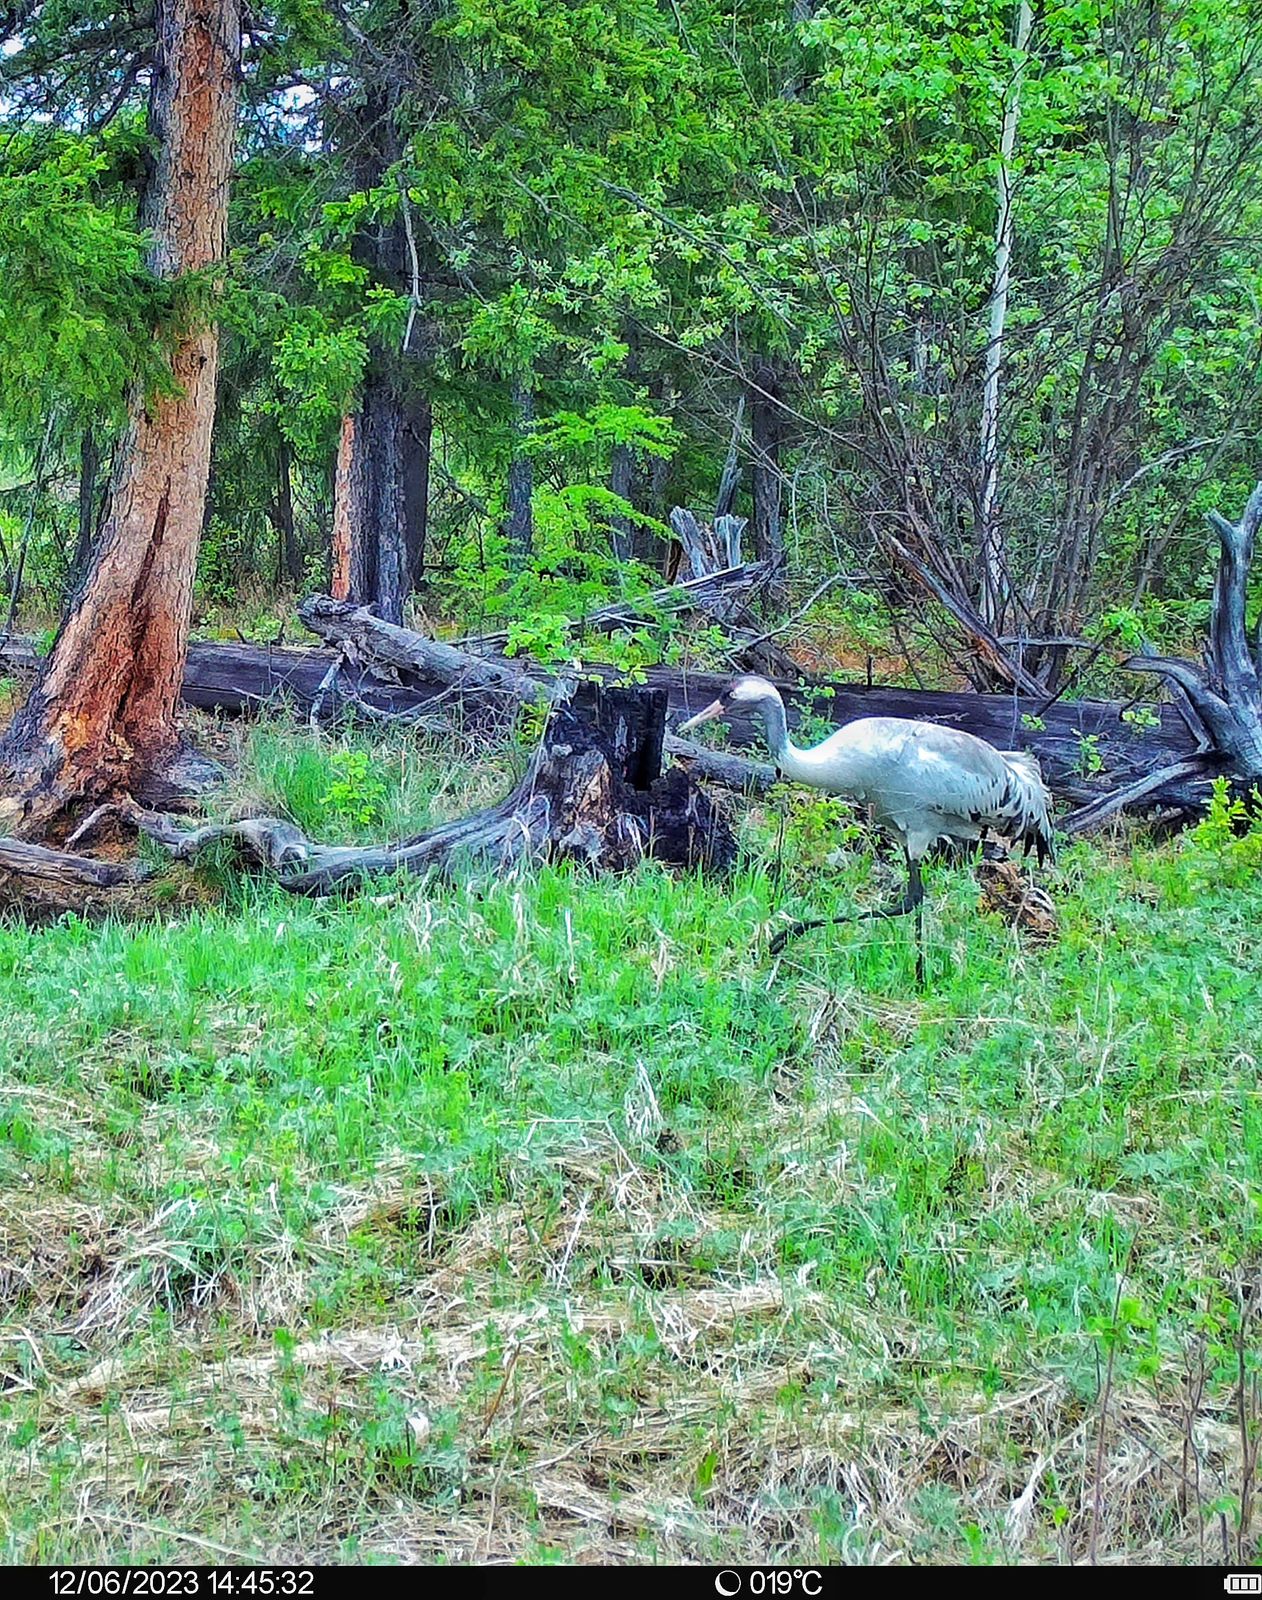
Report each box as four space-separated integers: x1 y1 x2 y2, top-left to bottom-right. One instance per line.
677 675 1055 979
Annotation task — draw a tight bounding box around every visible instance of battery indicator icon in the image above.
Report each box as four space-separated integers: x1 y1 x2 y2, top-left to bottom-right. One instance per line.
1224 1578 1262 1594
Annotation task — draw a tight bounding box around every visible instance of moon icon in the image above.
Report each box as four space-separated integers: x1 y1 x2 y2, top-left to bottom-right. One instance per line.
714 1573 742 1596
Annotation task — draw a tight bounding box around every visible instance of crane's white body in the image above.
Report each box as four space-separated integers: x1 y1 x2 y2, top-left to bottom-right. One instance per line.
680 677 1054 865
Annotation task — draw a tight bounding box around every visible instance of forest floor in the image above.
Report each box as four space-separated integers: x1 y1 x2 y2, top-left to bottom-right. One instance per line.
0 715 1259 1565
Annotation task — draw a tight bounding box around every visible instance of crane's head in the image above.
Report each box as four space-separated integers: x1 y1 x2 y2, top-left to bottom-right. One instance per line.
676 675 781 734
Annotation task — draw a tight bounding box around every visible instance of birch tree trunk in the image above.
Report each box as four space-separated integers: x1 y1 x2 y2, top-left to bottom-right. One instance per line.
977 0 1034 627
0 0 241 835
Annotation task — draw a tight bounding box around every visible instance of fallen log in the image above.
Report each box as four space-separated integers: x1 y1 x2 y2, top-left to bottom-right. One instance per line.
297 594 558 706
664 734 776 795
0 836 152 913
284 600 1205 819
0 628 1209 821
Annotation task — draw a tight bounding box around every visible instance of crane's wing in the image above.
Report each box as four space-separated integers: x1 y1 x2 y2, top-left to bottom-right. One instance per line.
832 718 1054 857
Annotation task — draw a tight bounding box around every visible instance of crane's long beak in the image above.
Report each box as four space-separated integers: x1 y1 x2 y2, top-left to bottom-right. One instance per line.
676 697 726 735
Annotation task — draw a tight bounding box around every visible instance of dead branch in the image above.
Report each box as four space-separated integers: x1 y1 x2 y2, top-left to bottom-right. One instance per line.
297 594 561 706
1123 482 1262 782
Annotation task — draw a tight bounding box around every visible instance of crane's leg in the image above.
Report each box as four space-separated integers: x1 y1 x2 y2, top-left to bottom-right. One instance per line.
769 849 927 978
905 852 926 987
770 791 787 897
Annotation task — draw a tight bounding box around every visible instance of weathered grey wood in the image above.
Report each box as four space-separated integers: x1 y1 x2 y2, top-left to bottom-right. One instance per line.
714 514 747 571
0 835 153 912
0 837 150 888
714 398 745 521
66 800 310 868
1060 756 1212 835
297 594 559 705
1124 483 1262 782
669 508 749 589
664 735 776 794
664 507 796 677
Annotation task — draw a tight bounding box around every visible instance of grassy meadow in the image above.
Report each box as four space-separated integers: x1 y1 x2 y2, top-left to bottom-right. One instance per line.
0 719 1259 1565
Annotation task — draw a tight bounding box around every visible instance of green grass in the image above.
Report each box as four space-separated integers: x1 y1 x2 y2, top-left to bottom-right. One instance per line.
0 725 1259 1564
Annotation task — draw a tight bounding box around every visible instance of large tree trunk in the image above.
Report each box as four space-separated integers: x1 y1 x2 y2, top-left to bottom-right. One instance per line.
332 76 427 624
0 0 241 836
330 413 355 600
346 368 409 624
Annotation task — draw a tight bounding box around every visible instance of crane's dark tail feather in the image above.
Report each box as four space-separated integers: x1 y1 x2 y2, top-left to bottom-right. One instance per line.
1001 749 1056 867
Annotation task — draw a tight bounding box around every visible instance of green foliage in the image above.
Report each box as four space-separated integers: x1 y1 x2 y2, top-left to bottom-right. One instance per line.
1186 778 1262 882
1121 705 1161 731
0 132 170 433
775 785 863 876
1073 732 1105 777
319 748 390 828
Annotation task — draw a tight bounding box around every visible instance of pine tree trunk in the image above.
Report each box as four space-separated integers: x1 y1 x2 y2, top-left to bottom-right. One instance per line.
73 426 101 583
330 413 355 600
506 379 534 566
345 369 409 625
977 0 1034 628
325 73 427 623
0 0 241 836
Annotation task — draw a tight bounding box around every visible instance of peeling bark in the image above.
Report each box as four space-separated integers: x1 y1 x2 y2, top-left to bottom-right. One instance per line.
0 0 241 837
330 413 355 600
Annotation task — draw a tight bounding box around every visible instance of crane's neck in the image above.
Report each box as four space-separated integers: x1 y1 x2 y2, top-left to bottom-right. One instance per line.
755 690 862 792
756 692 816 784
752 689 792 767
